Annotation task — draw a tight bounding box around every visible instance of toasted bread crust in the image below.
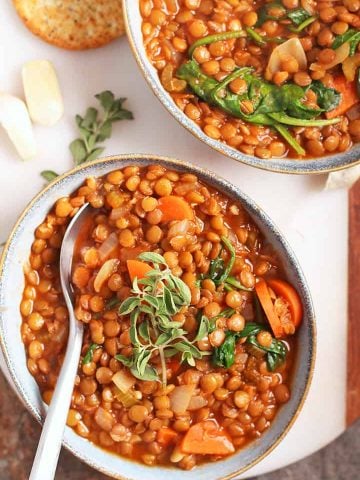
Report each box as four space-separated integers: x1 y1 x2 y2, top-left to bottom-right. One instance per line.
13 0 125 50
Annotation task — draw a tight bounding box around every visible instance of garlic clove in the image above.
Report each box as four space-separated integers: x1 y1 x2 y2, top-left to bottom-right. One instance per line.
22 60 64 127
0 93 37 160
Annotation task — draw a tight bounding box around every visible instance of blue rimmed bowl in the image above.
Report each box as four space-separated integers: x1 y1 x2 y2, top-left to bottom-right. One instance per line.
122 1 360 174
0 154 315 479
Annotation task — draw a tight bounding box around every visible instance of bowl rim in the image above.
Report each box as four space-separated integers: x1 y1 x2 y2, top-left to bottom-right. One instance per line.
0 153 316 480
122 0 360 175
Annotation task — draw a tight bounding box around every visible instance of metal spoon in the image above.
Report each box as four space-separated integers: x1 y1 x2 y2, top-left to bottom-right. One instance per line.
29 203 91 480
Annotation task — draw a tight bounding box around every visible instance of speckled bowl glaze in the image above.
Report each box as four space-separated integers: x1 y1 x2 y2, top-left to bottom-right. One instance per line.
0 155 315 480
122 1 360 175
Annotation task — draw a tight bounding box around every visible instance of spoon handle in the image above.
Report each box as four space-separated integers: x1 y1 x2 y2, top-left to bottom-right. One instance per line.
29 314 83 480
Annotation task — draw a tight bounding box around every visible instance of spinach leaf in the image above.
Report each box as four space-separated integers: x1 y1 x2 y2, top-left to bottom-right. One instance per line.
287 8 313 26
177 60 341 155
332 29 360 56
247 335 288 371
82 343 100 365
212 322 287 371
310 81 341 111
201 236 236 285
213 333 236 368
256 4 316 32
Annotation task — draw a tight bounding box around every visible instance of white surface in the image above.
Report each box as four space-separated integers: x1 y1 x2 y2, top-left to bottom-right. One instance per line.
0 1 347 477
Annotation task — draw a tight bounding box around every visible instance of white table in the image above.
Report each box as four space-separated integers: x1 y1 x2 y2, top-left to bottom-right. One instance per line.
0 1 348 477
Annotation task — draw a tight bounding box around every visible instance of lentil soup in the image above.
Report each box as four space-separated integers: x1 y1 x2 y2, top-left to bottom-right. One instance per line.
140 0 360 160
21 164 302 470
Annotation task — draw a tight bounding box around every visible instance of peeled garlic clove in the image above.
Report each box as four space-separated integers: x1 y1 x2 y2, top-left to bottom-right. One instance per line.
0 93 37 160
265 38 307 78
22 60 64 126
325 165 360 190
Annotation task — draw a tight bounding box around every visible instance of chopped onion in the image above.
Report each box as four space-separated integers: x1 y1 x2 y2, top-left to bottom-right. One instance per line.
169 385 195 414
94 407 115 432
188 395 208 411
342 53 360 81
161 64 187 93
112 369 136 392
167 219 194 239
98 232 118 261
310 42 350 72
110 205 130 221
265 38 307 78
93 258 119 292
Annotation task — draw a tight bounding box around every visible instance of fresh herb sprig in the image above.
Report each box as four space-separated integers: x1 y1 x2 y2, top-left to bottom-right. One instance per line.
70 91 134 165
40 91 134 182
116 253 210 385
213 322 287 371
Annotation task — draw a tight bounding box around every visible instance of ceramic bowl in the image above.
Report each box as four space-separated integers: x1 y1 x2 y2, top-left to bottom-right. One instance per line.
122 1 360 175
0 154 316 479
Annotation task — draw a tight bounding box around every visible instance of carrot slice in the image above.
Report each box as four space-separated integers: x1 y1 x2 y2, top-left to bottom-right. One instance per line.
267 279 303 328
158 196 194 223
181 420 235 456
255 279 284 338
126 260 152 282
157 427 178 447
167 357 181 376
326 76 359 119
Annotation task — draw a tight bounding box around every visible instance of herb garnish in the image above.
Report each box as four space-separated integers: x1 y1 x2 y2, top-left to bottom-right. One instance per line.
40 170 59 182
213 322 287 371
70 91 134 165
40 91 134 182
116 253 210 385
82 343 101 365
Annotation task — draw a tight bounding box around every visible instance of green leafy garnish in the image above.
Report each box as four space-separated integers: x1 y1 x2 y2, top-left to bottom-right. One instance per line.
213 322 287 371
70 91 134 165
177 60 341 154
41 170 59 182
116 253 210 385
82 343 101 365
332 29 360 56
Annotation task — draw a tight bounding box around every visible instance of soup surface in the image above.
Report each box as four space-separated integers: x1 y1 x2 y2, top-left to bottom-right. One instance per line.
20 164 302 469
140 0 360 160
